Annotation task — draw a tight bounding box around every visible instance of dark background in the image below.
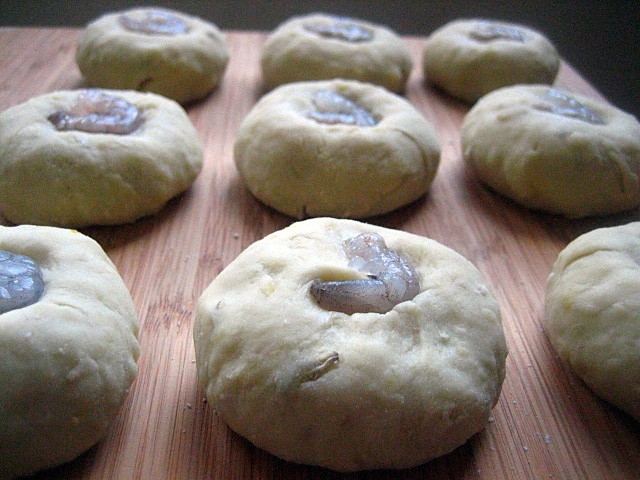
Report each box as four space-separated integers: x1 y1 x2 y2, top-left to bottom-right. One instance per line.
1 0 638 117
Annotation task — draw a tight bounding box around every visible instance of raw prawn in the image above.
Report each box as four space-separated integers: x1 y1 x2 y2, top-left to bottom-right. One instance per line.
48 89 143 135
307 89 377 127
119 9 189 36
534 88 605 125
0 250 45 314
310 232 420 314
469 23 525 42
303 17 373 43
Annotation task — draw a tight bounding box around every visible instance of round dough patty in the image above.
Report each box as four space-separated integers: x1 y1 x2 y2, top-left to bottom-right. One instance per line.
461 85 640 217
76 7 229 104
0 225 139 478
0 89 203 227
261 13 413 93
545 222 640 421
234 79 441 219
193 217 508 471
423 19 560 103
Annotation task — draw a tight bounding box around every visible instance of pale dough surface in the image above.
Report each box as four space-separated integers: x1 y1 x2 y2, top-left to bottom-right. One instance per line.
0 225 139 478
234 79 441 219
261 13 413 92
0 89 203 227
194 217 508 471
76 7 229 104
545 222 640 421
423 19 560 103
461 85 640 217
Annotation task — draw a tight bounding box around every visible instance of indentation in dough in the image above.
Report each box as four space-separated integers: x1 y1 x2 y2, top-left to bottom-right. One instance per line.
307 89 377 127
119 9 189 36
48 89 144 135
0 250 45 314
469 22 525 42
303 17 373 42
533 88 606 125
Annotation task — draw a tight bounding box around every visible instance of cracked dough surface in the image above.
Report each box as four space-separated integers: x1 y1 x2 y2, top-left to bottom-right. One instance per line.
461 85 640 217
545 222 640 421
234 79 441 219
76 7 229 103
261 13 413 92
423 19 559 103
0 89 203 227
193 217 508 471
0 225 139 479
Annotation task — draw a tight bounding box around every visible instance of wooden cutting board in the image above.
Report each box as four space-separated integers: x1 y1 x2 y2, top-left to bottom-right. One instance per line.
1 27 638 480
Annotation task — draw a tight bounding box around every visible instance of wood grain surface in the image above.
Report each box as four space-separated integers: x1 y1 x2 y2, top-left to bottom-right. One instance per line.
1 27 639 480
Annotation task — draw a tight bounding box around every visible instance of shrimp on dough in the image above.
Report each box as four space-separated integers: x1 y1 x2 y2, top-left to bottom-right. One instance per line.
310 232 420 314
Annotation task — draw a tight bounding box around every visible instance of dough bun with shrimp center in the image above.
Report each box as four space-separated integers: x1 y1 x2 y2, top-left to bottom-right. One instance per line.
193 217 508 471
234 79 441 219
0 89 203 227
422 18 560 103
545 222 640 421
261 12 413 93
76 7 229 104
0 225 139 479
461 84 640 217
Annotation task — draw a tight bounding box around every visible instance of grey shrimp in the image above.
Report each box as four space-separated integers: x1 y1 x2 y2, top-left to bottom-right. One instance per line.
303 17 373 43
0 250 45 314
48 89 143 135
119 9 189 36
534 88 605 125
310 232 419 314
307 89 377 127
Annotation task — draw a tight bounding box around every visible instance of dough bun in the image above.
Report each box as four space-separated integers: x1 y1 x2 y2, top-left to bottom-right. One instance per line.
461 84 640 217
545 222 640 421
234 79 441 219
76 7 229 104
194 217 508 471
0 225 139 478
0 89 203 227
423 19 560 103
261 12 413 92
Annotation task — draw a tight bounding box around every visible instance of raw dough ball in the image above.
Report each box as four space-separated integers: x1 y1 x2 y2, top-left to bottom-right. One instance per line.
423 19 560 103
261 13 413 92
461 85 640 217
194 217 508 471
545 222 640 421
76 7 229 104
0 225 139 478
0 89 203 227
234 79 441 219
